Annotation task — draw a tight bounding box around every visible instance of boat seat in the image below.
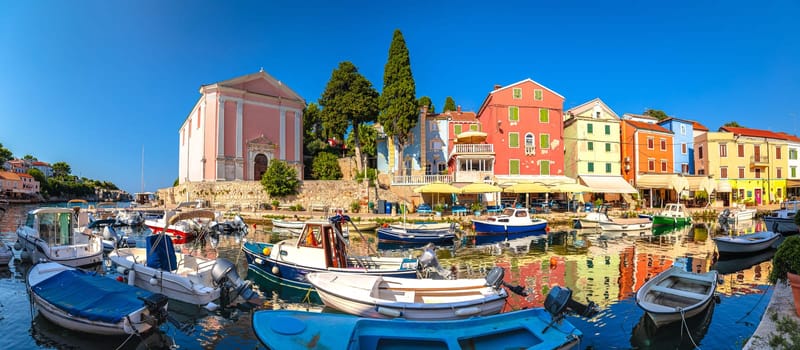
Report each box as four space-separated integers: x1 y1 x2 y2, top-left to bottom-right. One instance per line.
650 285 706 300
669 273 713 284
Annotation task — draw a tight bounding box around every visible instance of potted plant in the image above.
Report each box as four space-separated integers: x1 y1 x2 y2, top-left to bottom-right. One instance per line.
768 231 800 317
470 202 483 216
433 203 445 217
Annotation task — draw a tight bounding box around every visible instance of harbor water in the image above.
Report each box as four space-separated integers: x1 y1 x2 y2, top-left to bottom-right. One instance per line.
0 203 774 349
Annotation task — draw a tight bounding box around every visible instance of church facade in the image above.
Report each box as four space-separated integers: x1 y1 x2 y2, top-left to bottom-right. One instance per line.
178 70 305 184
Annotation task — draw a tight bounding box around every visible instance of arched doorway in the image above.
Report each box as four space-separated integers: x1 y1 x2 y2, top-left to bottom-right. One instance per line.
254 154 269 180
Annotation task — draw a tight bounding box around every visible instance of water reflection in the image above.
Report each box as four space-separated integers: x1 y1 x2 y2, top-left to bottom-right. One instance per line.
630 300 716 350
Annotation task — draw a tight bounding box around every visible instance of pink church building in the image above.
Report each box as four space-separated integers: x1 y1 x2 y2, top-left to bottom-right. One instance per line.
178 70 306 184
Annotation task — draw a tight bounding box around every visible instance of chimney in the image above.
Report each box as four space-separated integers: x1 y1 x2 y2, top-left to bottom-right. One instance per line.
457 105 461 113
493 84 501 90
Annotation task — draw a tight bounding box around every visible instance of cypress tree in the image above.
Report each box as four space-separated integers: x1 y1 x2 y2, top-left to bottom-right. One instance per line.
443 96 456 112
378 29 417 176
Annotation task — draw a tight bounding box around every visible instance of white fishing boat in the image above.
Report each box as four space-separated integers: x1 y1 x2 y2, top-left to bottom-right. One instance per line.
306 267 509 320
27 262 169 335
577 205 612 228
717 205 757 224
635 266 718 327
712 231 780 255
762 200 799 234
109 212 256 308
15 207 103 267
599 218 653 232
272 218 306 230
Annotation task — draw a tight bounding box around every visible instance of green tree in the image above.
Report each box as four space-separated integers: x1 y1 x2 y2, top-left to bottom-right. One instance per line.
347 124 377 159
443 96 456 112
644 109 668 120
52 161 71 178
378 29 418 176
23 154 37 161
27 168 48 195
173 178 180 187
303 103 324 154
724 121 743 127
418 96 435 114
319 61 379 174
311 152 343 180
260 160 300 198
0 143 12 164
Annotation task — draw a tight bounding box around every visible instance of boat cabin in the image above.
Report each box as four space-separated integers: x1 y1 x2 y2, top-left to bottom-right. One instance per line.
24 208 78 246
486 208 530 222
296 221 349 268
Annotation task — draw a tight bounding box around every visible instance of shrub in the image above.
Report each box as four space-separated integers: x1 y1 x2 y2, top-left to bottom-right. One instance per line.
261 160 300 198
768 235 800 284
470 202 483 212
311 152 342 180
350 201 360 213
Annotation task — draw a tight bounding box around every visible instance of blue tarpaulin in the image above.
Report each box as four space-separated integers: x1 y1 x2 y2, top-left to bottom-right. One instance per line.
146 235 177 271
32 270 154 323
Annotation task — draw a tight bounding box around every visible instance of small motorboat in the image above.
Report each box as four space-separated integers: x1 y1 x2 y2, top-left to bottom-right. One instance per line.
577 205 612 228
144 209 216 244
762 200 800 234
717 205 757 225
27 262 169 335
376 224 456 245
599 218 653 231
635 266 718 327
712 231 781 255
272 218 306 230
16 207 103 267
84 219 134 253
652 203 692 226
471 207 548 244
252 285 595 350
389 221 454 233
306 266 509 320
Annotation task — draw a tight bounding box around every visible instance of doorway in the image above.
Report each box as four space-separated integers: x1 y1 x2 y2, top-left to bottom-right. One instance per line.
254 154 268 180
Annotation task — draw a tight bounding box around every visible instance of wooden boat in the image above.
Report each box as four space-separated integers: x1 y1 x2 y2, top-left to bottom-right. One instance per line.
144 209 216 244
712 231 780 255
15 207 103 267
109 212 256 307
635 266 718 327
652 203 692 226
27 262 169 335
272 218 306 230
306 267 508 320
762 200 800 234
472 207 548 244
252 306 583 350
377 223 456 245
599 218 653 231
389 221 453 233
242 216 419 295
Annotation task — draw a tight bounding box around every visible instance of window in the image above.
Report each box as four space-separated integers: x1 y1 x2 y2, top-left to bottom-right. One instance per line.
430 121 438 131
587 142 594 151
509 132 519 148
680 124 686 135
512 88 522 99
681 163 689 173
540 161 550 175
431 140 443 151
719 144 728 157
509 159 520 175
524 134 535 155
739 188 745 200
738 167 745 179
438 163 446 173
660 138 666 151
605 163 612 173
539 109 549 123
534 89 543 100
660 160 667 172
648 159 655 171
587 123 594 134
720 167 728 179
738 144 744 157
778 188 783 198
776 146 782 159
699 145 704 159
454 124 462 136
509 106 519 123
755 168 761 179
792 166 797 178
605 143 611 152
681 143 687 154
588 162 594 173
469 124 479 131
777 167 783 179
790 149 798 160
698 169 705 175
539 134 550 149
647 137 654 149
604 125 611 135
425 164 432 174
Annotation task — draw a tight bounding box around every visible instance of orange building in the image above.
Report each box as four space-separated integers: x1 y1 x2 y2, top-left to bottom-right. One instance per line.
621 119 675 184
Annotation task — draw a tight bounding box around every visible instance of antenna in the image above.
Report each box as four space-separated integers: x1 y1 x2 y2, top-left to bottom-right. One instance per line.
141 145 145 193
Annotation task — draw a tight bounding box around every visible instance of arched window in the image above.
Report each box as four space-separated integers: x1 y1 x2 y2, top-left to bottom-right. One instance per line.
254 154 269 180
524 133 535 155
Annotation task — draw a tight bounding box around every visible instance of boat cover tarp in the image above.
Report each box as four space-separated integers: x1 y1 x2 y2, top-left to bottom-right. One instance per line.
146 235 177 271
32 269 153 323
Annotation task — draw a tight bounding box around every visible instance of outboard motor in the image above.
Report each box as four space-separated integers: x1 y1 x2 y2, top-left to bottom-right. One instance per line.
232 216 247 235
417 243 450 279
211 258 256 305
484 266 528 296
140 293 170 327
544 285 598 319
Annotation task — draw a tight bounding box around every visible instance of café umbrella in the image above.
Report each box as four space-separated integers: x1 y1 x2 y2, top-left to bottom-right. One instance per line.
413 182 460 207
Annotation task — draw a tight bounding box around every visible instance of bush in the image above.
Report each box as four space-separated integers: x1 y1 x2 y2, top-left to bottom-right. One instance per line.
768 235 800 284
433 203 445 213
271 200 280 209
311 152 342 180
261 160 300 198
350 201 360 213
470 202 483 212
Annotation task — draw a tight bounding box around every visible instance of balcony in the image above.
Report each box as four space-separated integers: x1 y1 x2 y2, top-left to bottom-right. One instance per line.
455 171 494 183
392 174 453 186
451 144 494 155
750 155 769 168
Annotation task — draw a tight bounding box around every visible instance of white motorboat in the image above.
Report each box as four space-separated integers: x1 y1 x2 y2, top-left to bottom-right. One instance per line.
635 266 718 327
599 218 653 231
109 212 256 308
717 205 757 224
272 218 306 230
27 262 169 335
713 231 780 255
116 209 144 226
762 200 799 234
307 267 509 320
577 205 612 228
15 207 103 267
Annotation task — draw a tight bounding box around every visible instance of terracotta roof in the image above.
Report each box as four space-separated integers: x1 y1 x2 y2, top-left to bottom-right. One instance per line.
719 126 793 140
777 132 800 143
17 173 33 178
31 161 50 166
624 119 672 134
0 171 21 180
439 110 477 122
690 120 709 131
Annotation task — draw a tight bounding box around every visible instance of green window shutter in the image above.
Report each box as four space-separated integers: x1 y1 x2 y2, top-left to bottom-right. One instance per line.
509 133 519 148
470 124 478 131
605 143 611 152
540 134 549 149
588 162 594 173
509 107 519 122
539 109 549 123
534 90 543 100
605 125 611 135
588 142 594 151
510 160 520 175
513 88 522 99
606 163 612 173
454 124 462 135
540 161 550 175
587 123 593 134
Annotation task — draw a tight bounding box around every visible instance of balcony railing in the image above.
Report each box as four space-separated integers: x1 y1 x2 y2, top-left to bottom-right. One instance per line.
452 144 494 155
392 174 453 186
750 155 769 167
454 171 494 183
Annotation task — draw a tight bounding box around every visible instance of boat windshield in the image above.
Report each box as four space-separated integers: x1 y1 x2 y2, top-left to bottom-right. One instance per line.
38 212 74 245
501 208 515 216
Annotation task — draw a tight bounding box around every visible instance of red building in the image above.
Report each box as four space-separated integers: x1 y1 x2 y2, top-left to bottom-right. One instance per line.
476 79 565 177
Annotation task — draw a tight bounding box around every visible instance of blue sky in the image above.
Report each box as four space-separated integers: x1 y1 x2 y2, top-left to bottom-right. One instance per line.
1 1 798 193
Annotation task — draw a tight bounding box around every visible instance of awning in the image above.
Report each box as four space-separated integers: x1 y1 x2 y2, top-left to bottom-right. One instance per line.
787 179 800 188
495 175 575 187
578 175 638 194
716 179 732 192
684 176 713 193
636 174 677 189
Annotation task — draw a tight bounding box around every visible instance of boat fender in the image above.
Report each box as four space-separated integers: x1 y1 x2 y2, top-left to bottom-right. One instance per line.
116 266 128 275
262 247 271 255
204 302 219 311
376 307 402 318
13 241 21 251
149 276 159 285
128 269 136 286
271 266 280 275
454 307 481 317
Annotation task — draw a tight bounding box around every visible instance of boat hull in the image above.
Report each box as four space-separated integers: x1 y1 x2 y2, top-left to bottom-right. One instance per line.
599 220 653 232
635 267 718 328
472 220 547 245
17 233 102 267
763 216 799 234
377 227 456 244
712 231 781 254
652 216 691 226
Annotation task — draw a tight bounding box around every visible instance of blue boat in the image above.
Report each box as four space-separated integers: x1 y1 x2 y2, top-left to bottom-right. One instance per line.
252 286 592 350
242 215 419 296
472 207 548 244
376 224 456 245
